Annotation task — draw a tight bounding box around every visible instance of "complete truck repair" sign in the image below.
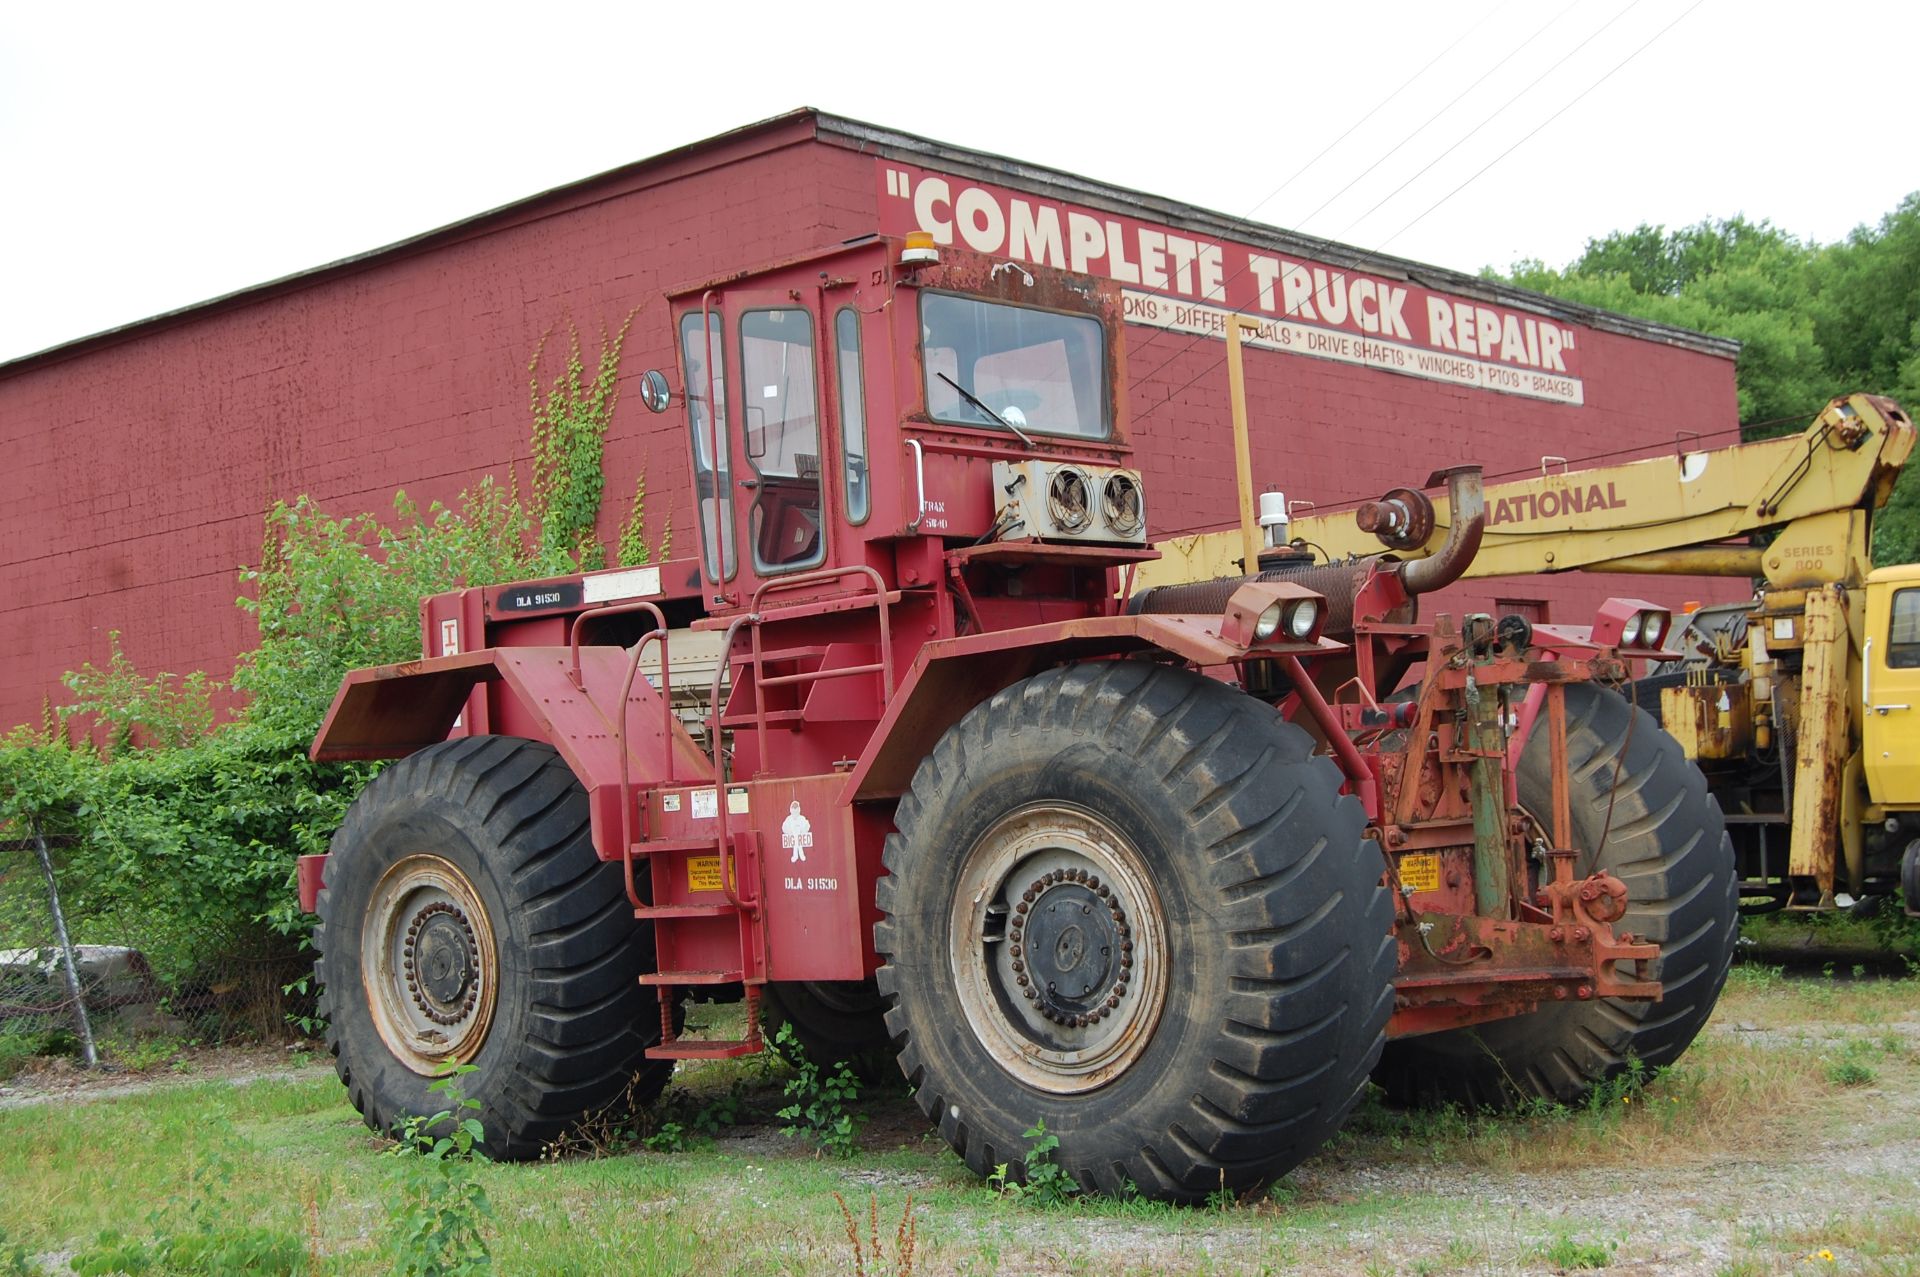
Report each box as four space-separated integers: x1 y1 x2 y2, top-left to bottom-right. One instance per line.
879 161 1585 407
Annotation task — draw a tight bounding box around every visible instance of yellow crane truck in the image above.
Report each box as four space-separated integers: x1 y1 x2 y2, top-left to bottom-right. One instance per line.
1143 386 1917 914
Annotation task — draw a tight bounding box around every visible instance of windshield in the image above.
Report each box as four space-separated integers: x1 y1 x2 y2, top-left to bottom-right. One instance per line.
921 294 1108 440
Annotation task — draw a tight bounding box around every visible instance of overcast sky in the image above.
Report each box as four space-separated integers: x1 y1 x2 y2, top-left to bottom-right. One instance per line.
1 0 1911 365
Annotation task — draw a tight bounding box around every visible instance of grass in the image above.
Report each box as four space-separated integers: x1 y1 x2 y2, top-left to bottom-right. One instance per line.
0 973 1915 1274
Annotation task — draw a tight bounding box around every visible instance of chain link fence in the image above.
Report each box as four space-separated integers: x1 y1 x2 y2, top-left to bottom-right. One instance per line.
0 830 308 1081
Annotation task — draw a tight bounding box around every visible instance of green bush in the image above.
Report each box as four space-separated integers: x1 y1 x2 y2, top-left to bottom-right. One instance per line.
0 479 566 1010
0 313 666 1038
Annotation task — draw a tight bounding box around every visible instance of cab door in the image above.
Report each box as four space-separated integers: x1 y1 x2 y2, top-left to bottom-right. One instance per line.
724 288 833 593
1863 575 1920 803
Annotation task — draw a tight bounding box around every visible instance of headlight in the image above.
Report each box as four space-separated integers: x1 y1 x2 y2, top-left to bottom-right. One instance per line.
1287 600 1319 639
1254 603 1284 641
1621 613 1644 646
1642 611 1669 645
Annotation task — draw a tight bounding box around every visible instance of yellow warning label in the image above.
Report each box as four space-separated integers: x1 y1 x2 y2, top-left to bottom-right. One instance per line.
688 856 724 893
1397 852 1442 893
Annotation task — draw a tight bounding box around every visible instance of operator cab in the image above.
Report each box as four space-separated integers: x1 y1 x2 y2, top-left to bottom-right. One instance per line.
649 235 1150 616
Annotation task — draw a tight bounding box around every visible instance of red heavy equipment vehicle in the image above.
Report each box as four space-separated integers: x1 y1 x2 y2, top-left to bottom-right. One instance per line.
303 233 1737 1200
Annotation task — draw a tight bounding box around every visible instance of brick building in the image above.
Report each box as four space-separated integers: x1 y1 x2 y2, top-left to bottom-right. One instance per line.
0 109 1739 729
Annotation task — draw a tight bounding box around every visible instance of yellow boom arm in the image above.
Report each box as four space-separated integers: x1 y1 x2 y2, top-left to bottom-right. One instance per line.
1141 394 1914 592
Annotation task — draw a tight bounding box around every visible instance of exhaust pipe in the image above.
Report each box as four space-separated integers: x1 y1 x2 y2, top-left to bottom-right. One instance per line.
1396 466 1484 596
1130 466 1488 635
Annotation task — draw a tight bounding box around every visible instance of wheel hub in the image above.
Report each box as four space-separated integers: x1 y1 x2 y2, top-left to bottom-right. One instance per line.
1010 872 1131 1027
948 802 1168 1094
407 903 480 1024
362 854 499 1075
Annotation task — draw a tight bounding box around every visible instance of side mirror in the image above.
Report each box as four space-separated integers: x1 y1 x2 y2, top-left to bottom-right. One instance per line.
638 369 673 414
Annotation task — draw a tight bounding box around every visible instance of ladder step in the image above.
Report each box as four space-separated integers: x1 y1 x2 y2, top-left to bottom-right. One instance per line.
629 836 721 856
638 969 744 986
634 903 735 920
717 709 804 728
646 1038 764 1061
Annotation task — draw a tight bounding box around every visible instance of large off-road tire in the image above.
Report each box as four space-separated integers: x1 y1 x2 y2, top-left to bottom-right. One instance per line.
314 735 671 1159
762 981 895 1082
1374 683 1737 1109
875 662 1397 1203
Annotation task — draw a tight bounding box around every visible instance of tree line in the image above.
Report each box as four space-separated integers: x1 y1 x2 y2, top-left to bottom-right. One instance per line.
1501 192 1920 563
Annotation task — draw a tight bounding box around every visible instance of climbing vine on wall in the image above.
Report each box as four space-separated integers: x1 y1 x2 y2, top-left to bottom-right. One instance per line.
615 468 671 568
527 310 639 573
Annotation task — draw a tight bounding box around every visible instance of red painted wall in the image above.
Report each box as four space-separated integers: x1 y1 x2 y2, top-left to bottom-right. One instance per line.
0 119 1739 731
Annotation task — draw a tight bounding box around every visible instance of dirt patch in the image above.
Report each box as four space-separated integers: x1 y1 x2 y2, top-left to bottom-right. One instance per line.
0 1042 323 1108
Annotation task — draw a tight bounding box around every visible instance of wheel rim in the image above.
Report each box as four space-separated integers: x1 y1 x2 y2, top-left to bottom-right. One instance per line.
362 854 499 1075
947 802 1168 1094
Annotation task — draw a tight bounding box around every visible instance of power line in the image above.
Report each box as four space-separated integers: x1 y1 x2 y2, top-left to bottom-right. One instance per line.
1333 0 1646 242
1126 2 1616 412
1248 0 1518 218
1289 0 1579 236
1378 0 1708 250
1130 1 1697 428
1122 0 1515 383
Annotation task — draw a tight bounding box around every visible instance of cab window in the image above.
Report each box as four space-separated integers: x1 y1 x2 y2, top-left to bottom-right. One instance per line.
1889 588 1920 669
921 294 1107 439
739 308 825 572
680 311 735 581
835 308 870 524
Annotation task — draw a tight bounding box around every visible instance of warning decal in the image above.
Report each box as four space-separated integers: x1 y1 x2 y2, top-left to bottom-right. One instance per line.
1397 853 1442 894
688 856 725 893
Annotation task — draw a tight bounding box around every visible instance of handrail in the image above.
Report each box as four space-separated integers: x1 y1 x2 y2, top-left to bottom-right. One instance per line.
564 600 672 914
747 565 896 776
569 599 668 689
905 438 927 532
749 564 896 696
708 613 757 913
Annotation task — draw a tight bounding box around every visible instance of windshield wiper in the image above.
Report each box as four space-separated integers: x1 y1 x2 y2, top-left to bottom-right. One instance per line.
937 372 1036 448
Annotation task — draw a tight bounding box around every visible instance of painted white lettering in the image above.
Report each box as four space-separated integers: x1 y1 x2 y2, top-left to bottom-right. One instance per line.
1500 314 1527 364
1280 262 1316 319
1540 325 1566 372
913 177 953 245
1351 278 1379 333
1007 200 1064 269
954 187 1006 253
1138 229 1169 289
1164 235 1198 295
1197 245 1226 301
1427 297 1458 351
1067 211 1105 275
1106 221 1141 284
1476 307 1502 360
1453 301 1480 356
1379 286 1412 340
1248 254 1282 311
1311 268 1348 325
